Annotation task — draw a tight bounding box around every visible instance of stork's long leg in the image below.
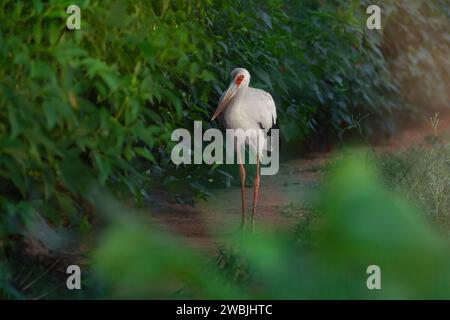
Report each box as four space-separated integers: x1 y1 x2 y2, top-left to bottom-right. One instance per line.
237 150 246 228
251 150 260 232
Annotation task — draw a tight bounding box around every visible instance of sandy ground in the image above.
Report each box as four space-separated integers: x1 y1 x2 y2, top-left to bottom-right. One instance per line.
147 114 450 253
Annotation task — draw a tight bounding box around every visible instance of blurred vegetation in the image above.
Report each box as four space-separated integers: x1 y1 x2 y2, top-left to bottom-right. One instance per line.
382 0 450 113
0 0 449 299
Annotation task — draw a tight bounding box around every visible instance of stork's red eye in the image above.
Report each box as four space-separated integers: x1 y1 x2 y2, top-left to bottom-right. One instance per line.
236 75 244 85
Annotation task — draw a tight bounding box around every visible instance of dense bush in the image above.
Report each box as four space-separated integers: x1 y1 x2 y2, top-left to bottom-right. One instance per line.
209 0 399 140
0 0 217 296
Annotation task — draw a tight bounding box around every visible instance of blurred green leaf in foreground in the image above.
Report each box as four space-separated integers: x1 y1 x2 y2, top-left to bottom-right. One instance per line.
92 150 450 299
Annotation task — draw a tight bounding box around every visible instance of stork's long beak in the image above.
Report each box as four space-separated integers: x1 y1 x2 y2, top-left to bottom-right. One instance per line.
211 83 238 121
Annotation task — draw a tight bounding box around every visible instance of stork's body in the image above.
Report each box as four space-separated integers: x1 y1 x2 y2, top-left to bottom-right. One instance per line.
211 68 277 231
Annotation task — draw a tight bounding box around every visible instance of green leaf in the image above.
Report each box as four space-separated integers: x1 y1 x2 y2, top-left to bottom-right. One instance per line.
134 147 156 163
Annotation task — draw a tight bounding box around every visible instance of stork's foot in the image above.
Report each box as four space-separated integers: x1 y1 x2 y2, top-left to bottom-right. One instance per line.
239 221 255 234
237 220 247 233
218 221 246 237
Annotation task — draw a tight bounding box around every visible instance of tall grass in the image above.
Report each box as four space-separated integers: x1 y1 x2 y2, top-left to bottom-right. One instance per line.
379 137 450 233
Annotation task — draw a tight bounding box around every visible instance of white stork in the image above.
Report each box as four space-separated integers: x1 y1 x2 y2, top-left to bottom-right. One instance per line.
211 67 277 231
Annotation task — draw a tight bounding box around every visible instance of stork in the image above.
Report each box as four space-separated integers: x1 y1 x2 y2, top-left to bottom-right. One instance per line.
211 67 277 232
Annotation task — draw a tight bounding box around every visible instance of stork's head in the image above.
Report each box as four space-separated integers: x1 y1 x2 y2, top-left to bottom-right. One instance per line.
211 68 250 121
230 68 251 87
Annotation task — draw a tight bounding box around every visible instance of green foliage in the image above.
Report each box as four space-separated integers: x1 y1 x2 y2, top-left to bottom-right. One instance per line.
0 262 23 299
0 0 215 254
210 0 399 139
89 191 242 299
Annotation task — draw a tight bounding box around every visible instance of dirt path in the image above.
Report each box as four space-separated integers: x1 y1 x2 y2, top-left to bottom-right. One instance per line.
148 154 328 252
147 114 450 253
